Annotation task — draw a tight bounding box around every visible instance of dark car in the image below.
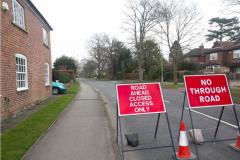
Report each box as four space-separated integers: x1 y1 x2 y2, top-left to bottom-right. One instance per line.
52 82 67 94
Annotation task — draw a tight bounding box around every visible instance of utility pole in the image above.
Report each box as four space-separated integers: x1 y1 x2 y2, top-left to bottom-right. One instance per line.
158 45 164 83
160 28 163 83
161 53 163 82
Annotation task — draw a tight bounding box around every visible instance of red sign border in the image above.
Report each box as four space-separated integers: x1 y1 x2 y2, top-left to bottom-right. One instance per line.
184 74 233 109
116 82 166 116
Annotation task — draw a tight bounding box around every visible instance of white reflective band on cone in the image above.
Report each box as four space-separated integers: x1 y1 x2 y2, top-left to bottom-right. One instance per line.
179 131 189 146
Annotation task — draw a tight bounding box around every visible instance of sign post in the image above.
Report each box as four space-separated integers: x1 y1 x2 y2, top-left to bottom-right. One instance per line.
180 74 240 160
116 82 176 160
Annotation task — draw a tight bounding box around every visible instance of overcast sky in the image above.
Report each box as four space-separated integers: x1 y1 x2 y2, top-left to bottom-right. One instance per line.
30 0 233 63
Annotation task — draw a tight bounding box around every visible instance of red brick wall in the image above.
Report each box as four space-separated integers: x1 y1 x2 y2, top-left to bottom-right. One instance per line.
205 51 224 65
189 57 199 63
224 51 240 66
0 0 3 117
1 0 52 119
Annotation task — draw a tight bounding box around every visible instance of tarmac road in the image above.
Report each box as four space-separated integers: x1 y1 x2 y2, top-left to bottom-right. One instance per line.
82 79 240 160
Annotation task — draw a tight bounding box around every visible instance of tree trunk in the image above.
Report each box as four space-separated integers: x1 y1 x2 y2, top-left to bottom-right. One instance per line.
138 52 144 81
110 59 114 80
138 66 144 81
138 46 144 81
97 63 101 79
173 62 178 84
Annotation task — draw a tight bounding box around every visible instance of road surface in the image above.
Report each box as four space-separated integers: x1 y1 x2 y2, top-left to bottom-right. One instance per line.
82 79 240 160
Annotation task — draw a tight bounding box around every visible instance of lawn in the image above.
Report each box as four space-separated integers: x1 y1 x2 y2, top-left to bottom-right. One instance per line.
161 82 184 89
1 82 79 160
231 87 240 104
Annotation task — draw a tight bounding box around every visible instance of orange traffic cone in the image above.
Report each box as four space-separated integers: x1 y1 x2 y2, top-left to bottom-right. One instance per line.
230 134 240 151
176 121 196 160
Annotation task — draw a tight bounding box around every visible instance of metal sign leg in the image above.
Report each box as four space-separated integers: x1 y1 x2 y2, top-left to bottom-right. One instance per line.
214 106 225 139
188 108 199 160
154 113 161 139
180 92 186 122
166 112 177 160
119 116 125 160
178 92 186 142
116 103 119 143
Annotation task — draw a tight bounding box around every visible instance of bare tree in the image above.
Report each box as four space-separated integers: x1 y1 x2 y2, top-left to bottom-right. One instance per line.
225 0 240 6
156 0 202 84
88 33 108 79
105 37 124 79
156 0 176 50
88 33 127 79
81 59 97 78
157 0 202 50
223 0 240 14
228 0 240 4
123 0 159 81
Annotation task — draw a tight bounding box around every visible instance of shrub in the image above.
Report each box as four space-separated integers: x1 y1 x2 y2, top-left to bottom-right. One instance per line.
58 73 71 83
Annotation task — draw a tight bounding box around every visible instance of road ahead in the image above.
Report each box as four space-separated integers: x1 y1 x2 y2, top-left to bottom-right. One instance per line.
82 79 240 160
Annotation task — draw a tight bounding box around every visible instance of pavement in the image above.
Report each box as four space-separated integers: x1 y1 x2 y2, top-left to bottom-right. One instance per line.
23 82 116 160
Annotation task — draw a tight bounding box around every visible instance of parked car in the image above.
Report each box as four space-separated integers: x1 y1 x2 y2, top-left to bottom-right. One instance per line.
52 82 67 94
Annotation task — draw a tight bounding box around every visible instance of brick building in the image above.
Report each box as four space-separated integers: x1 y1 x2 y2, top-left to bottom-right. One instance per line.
185 40 240 80
0 0 53 119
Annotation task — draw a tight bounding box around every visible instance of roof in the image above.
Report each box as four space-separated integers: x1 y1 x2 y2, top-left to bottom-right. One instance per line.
207 41 240 53
26 0 53 30
212 41 235 48
185 47 211 57
186 39 240 56
234 39 240 45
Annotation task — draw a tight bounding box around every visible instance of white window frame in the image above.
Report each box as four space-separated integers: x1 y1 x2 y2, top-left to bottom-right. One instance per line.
233 49 240 59
206 66 214 73
236 67 240 74
44 63 50 86
43 28 49 46
12 0 25 29
16 54 28 91
210 52 217 61
206 65 220 73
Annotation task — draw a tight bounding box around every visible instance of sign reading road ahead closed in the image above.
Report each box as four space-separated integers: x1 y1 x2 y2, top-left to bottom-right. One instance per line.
184 74 233 108
116 83 166 116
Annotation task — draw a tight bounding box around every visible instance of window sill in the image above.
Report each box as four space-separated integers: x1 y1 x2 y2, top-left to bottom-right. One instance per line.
205 72 214 74
43 43 50 49
12 21 27 34
17 87 29 92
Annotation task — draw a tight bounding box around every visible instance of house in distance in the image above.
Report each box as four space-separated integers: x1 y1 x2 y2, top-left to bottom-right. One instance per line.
185 39 240 80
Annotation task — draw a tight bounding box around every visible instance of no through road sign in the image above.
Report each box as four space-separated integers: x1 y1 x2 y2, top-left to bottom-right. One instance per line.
184 74 233 108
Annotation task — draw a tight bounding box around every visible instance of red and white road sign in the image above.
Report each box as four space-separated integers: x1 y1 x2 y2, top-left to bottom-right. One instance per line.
116 83 166 116
184 74 233 108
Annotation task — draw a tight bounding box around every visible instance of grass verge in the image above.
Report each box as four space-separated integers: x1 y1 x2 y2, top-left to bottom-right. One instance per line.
231 87 240 104
1 82 79 160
